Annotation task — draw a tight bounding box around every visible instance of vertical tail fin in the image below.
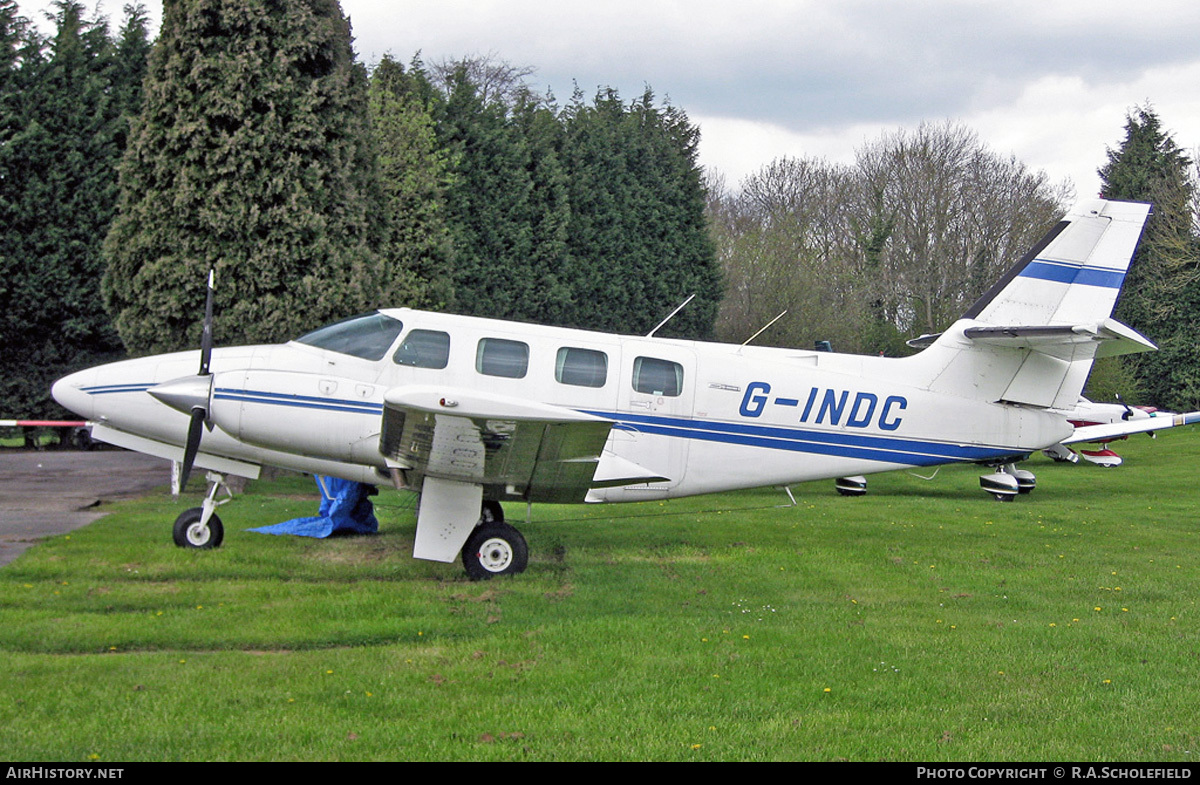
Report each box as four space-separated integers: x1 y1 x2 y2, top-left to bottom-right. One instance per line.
962 199 1150 327
918 199 1153 410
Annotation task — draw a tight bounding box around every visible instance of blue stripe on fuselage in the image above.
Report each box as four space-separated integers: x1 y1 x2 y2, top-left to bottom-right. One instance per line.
582 410 1018 467
213 388 384 415
82 383 155 395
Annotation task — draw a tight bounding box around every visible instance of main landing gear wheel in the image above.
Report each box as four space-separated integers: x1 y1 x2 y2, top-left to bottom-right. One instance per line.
173 507 224 549
462 522 528 581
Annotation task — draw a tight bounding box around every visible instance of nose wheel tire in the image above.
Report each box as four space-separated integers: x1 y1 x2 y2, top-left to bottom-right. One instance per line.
462 523 528 580
173 507 224 549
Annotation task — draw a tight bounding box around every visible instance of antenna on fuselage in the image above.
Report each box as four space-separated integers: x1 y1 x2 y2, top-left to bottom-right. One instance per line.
741 310 788 347
646 293 696 338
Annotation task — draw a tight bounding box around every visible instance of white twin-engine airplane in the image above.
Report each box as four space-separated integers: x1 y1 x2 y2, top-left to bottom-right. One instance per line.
54 199 1157 579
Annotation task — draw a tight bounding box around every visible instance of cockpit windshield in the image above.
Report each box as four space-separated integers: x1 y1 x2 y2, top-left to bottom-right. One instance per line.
294 313 404 361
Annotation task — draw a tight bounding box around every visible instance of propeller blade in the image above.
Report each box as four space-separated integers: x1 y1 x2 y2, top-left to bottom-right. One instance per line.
180 406 206 491
199 268 215 376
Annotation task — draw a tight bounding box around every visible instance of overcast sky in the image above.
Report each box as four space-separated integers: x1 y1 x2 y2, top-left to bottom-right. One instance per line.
19 0 1200 199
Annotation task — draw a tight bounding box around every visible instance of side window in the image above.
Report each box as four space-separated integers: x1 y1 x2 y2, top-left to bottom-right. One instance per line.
632 356 683 396
476 338 529 379
393 330 450 369
556 347 608 388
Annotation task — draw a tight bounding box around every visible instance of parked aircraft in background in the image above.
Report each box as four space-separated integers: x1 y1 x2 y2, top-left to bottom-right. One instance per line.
1045 398 1200 466
836 396 1200 497
54 199 1155 579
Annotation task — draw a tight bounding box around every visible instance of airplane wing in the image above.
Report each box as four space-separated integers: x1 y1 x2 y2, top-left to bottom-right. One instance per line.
380 385 619 501
379 385 666 562
1061 411 1200 445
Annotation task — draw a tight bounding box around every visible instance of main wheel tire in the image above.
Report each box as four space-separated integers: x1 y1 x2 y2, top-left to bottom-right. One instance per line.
481 500 505 524
462 523 528 580
172 507 224 549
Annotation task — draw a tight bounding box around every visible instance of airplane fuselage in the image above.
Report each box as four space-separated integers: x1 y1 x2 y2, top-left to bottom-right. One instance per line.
54 307 1071 502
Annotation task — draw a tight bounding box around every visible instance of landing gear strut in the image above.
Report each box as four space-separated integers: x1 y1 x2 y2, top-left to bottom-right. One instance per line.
172 472 232 549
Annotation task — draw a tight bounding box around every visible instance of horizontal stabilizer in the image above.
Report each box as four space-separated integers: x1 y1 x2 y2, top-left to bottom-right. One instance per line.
962 318 1156 360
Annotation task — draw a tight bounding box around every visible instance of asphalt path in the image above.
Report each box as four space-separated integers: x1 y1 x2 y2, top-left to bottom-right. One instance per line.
0 449 172 566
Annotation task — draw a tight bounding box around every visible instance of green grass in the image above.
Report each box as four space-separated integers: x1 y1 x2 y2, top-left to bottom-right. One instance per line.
2 431 1199 761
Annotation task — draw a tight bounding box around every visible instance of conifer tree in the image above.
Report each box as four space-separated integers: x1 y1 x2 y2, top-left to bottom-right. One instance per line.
1099 106 1200 409
0 1 144 418
560 88 719 338
103 0 383 355
434 65 571 324
368 55 453 310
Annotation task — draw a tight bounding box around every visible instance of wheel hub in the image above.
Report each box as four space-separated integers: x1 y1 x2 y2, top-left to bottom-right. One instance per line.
186 523 211 547
477 537 513 572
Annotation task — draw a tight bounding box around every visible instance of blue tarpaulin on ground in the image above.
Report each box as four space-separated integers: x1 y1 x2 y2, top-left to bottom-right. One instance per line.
249 476 378 538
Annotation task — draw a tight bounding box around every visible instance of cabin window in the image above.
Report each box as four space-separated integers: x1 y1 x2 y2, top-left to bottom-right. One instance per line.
393 329 450 369
555 347 608 388
295 313 404 361
476 338 529 378
632 356 683 397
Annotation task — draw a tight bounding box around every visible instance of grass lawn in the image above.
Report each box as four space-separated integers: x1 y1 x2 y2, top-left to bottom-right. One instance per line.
1 430 1198 761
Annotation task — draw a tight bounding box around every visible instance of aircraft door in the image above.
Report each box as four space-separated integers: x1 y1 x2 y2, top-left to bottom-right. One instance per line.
613 341 695 491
